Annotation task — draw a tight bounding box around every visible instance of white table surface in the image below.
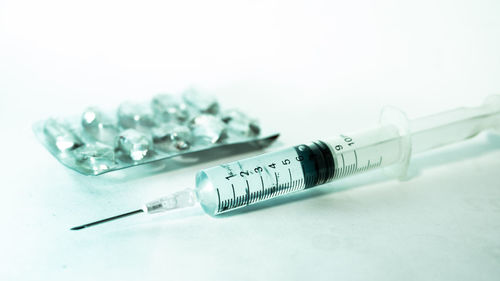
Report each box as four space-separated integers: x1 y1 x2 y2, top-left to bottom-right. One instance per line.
1 1 500 280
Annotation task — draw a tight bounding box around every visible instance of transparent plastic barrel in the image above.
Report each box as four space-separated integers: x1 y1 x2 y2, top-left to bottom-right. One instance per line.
195 126 404 216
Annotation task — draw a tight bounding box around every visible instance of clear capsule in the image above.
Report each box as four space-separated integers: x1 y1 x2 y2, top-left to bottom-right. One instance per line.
73 143 116 174
222 109 260 138
151 94 190 123
152 124 193 151
115 129 153 161
43 118 83 152
182 89 219 114
190 114 226 145
81 107 118 145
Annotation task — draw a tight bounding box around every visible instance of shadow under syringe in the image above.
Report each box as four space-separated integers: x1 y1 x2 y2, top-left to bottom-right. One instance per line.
222 133 500 217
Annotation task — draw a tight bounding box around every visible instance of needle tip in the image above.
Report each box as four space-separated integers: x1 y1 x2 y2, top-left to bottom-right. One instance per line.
70 225 85 231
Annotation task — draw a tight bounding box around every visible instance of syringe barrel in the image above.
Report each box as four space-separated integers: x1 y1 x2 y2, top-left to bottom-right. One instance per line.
195 127 404 216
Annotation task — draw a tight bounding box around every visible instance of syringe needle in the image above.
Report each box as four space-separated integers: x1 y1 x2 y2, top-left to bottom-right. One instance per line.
70 209 144 231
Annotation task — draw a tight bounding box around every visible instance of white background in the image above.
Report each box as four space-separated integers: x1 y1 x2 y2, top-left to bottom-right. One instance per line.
1 0 500 280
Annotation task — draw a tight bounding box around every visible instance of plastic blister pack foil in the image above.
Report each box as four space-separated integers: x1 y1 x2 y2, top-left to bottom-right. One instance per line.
33 89 279 175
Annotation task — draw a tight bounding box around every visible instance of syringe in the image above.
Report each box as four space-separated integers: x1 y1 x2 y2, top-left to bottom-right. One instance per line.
71 96 500 230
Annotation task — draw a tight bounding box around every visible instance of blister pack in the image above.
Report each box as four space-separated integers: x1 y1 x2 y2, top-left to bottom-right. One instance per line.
33 89 279 175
